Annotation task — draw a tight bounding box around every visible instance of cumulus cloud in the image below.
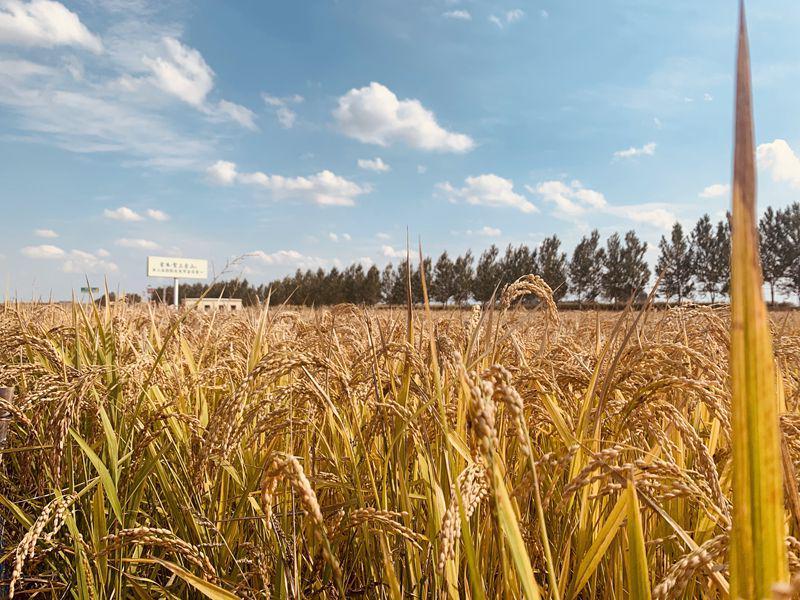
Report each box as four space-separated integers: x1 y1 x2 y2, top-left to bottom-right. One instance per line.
529 180 607 217
465 226 501 237
143 37 213 106
0 57 215 168
699 183 730 198
207 160 237 185
328 232 352 242
21 243 64 258
357 157 391 172
62 249 117 273
606 205 676 230
115 238 159 249
34 228 58 238
0 8 255 170
489 9 525 28
206 160 369 206
757 139 800 188
143 36 255 129
262 92 303 129
104 206 143 221
381 245 406 259
145 208 169 221
437 174 537 213
333 82 474 153
443 9 471 20
531 178 675 230
613 142 656 160
0 0 102 52
248 249 328 269
213 99 257 130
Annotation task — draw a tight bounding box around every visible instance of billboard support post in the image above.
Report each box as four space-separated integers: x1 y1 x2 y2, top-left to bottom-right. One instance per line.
174 277 179 307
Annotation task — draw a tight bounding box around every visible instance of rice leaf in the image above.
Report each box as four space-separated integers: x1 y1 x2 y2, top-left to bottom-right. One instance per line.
729 3 789 598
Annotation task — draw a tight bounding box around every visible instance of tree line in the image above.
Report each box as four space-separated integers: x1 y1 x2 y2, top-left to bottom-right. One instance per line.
148 203 800 307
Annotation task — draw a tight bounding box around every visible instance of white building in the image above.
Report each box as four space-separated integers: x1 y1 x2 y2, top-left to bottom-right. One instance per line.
183 298 243 312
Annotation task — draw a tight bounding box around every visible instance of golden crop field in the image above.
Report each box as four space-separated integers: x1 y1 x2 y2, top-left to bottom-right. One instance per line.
0 7 794 600
0 293 799 599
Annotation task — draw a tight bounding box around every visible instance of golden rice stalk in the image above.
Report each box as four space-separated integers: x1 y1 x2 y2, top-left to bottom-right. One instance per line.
729 3 789 597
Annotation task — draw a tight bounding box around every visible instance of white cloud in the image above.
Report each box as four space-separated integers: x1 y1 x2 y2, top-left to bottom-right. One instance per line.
207 160 238 185
333 82 474 153
142 37 254 130
276 106 296 128
465 226 501 237
0 0 102 53
21 243 63 258
262 92 303 129
207 160 369 206
263 93 303 106
34 227 58 238
606 205 676 230
613 142 656 159
540 9 549 18
328 232 351 242
381 245 406 259
104 206 143 221
530 178 675 230
143 37 213 107
328 232 338 242
757 139 800 188
704 93 713 102
437 174 537 213
96 248 110 257
506 9 525 23
699 183 729 198
62 249 117 273
0 61 214 167
376 232 391 240
490 9 525 28
357 157 391 172
146 208 169 221
417 165 427 174
249 249 326 269
443 9 471 20
0 10 248 168
530 180 607 217
213 99 257 130
115 237 159 249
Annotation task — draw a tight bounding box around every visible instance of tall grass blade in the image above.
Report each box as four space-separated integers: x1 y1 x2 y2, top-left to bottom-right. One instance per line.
729 3 789 597
625 481 651 600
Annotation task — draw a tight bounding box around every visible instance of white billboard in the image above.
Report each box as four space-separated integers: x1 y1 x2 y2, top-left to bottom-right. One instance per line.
147 256 208 279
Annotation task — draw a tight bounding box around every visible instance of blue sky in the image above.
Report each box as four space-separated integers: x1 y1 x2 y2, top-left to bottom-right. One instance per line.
3 0 800 300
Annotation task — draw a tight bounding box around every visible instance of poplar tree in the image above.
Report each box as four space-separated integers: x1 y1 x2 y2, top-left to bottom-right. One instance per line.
657 222 694 303
569 229 605 307
537 235 569 300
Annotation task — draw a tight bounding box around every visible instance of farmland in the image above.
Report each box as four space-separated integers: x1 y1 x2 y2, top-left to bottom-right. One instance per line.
0 296 797 598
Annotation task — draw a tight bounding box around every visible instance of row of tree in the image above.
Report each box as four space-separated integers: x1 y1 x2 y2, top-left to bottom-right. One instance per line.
148 203 800 307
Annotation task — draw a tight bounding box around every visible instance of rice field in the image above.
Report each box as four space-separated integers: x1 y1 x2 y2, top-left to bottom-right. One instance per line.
0 6 792 600
0 294 798 599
